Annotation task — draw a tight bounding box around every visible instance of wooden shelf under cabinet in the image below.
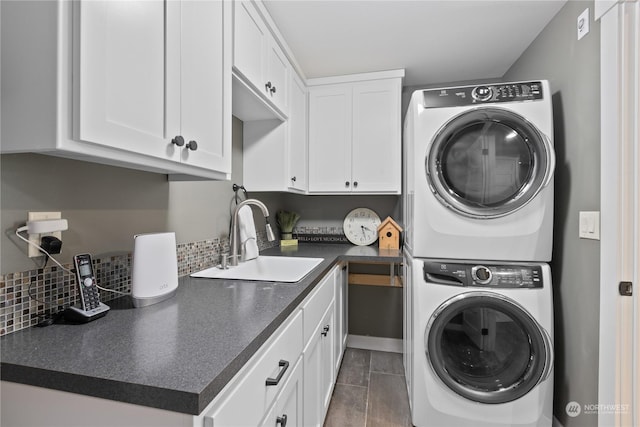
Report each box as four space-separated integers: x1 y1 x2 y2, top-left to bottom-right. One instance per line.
347 261 403 288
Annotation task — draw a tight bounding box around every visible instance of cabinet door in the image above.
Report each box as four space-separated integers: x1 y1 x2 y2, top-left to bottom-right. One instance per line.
288 73 307 192
243 120 288 191
233 0 267 91
265 39 289 113
334 264 348 373
206 311 303 427
308 85 352 193
179 0 231 173
303 301 336 427
351 79 402 193
260 357 303 427
75 0 178 161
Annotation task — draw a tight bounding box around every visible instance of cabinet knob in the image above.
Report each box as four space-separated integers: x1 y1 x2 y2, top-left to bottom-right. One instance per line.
270 85 276 95
186 140 198 151
265 81 272 91
321 325 330 336
171 135 185 147
345 181 350 187
291 176 297 182
276 414 288 427
353 181 358 188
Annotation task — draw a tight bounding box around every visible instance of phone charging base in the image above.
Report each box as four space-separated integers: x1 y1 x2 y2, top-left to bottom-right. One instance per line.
63 303 110 323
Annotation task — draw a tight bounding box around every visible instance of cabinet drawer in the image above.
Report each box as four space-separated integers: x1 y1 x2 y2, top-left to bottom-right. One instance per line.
302 269 335 345
206 310 303 427
259 356 303 427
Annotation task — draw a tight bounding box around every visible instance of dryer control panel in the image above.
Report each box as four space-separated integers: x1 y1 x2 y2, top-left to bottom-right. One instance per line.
422 81 544 108
423 261 544 288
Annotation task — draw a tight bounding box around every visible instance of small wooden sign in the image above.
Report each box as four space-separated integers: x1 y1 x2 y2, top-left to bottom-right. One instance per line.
377 216 403 250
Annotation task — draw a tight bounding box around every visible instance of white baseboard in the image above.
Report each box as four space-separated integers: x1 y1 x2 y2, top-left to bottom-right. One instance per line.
346 334 403 353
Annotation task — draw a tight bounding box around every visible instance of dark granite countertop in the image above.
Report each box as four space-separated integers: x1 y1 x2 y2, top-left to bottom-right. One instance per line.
0 244 401 416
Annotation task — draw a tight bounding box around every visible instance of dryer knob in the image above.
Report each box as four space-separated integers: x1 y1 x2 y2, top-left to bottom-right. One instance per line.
472 266 492 284
472 86 493 102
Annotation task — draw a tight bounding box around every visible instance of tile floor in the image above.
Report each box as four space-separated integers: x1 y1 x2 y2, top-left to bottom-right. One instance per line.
324 348 412 427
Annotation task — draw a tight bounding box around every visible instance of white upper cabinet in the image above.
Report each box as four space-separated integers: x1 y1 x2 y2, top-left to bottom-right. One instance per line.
176 1 231 173
242 69 306 192
1 0 232 180
287 72 308 192
265 38 290 113
75 1 175 161
308 71 404 194
308 85 353 193
233 0 268 89
351 79 403 193
233 0 289 116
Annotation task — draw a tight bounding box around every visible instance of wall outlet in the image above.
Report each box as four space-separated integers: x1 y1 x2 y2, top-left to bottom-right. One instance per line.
579 211 600 240
28 212 62 257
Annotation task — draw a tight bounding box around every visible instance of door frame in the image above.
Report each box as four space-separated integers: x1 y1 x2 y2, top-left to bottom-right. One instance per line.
597 1 639 426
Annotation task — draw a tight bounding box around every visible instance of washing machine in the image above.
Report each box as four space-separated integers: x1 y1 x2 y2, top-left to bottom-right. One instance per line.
403 81 555 261
404 253 554 427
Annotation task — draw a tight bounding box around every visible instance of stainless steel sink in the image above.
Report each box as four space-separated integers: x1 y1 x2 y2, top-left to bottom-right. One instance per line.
191 256 324 283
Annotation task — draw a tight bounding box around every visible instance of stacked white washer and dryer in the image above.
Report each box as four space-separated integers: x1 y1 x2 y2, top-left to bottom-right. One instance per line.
402 81 555 427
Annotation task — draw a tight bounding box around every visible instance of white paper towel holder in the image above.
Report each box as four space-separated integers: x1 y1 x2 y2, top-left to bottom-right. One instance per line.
131 232 179 308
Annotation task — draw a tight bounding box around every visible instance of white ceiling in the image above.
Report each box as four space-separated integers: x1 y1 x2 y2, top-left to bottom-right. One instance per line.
263 0 567 86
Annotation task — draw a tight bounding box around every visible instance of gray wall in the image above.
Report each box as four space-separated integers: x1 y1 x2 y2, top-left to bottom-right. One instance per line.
1 117 281 274
278 193 400 229
503 1 601 426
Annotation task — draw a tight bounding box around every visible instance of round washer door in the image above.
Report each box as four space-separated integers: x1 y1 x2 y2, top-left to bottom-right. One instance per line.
425 292 552 404
426 107 554 218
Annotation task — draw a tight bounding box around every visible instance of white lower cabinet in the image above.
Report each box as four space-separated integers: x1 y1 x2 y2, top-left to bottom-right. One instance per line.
204 310 303 427
334 263 348 374
259 357 303 427
303 300 336 427
301 265 340 427
203 264 344 427
0 266 346 427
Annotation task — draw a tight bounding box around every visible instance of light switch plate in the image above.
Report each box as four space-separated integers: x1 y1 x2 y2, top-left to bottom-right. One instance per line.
579 211 600 240
577 8 590 40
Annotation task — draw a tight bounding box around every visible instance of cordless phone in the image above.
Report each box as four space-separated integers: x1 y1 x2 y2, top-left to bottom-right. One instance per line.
64 254 110 323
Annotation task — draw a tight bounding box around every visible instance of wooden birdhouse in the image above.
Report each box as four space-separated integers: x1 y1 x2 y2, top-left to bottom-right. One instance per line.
378 216 403 250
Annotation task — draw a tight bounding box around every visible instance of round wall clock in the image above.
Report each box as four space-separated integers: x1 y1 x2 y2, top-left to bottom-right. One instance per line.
343 208 382 246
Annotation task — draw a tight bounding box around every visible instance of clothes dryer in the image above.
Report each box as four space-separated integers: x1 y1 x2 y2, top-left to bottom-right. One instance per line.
404 253 554 427
403 81 555 261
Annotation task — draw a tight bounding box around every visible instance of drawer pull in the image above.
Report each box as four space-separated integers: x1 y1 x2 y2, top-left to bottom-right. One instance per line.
276 414 288 427
266 360 289 386
321 325 330 337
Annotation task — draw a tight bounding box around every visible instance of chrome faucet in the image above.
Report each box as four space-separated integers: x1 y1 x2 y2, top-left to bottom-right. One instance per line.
229 199 276 266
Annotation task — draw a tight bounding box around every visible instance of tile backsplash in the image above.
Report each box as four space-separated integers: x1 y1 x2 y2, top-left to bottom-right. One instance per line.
0 232 277 337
